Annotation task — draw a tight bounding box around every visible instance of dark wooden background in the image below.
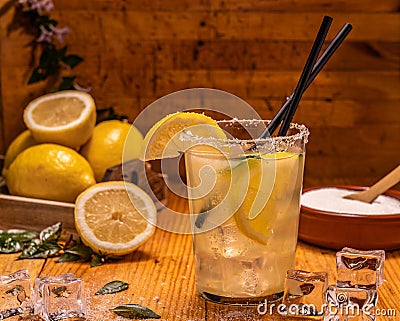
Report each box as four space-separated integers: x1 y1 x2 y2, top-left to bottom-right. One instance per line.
0 0 399 188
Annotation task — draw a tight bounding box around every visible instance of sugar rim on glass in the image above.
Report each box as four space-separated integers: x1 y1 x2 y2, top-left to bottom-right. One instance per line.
180 119 309 151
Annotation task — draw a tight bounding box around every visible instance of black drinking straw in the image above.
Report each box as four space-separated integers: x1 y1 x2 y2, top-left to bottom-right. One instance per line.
265 17 331 138
277 16 333 136
263 22 352 136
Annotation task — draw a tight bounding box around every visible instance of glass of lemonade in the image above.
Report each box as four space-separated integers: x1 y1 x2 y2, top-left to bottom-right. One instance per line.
183 119 309 305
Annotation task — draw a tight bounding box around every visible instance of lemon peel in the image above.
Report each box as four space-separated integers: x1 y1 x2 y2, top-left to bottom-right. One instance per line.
6 143 95 203
80 120 143 182
2 130 38 178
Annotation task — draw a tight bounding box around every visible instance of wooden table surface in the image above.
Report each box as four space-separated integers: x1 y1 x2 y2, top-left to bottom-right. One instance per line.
1 193 399 321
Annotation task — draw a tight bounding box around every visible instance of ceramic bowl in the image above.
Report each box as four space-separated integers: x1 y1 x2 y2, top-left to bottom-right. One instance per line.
299 185 400 250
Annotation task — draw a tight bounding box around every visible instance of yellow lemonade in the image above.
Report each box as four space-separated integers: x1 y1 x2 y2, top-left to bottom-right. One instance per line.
184 120 308 304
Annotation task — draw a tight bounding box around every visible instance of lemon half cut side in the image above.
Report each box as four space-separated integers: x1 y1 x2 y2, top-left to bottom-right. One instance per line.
23 90 96 149
74 181 156 256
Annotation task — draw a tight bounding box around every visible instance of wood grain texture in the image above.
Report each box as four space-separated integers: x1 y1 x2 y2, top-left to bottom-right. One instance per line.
0 194 75 232
53 0 400 13
0 0 399 189
0 193 399 320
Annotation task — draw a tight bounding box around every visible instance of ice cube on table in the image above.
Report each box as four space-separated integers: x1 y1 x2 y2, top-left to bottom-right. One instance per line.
34 273 85 321
325 285 378 321
282 269 328 317
0 269 33 319
336 248 385 289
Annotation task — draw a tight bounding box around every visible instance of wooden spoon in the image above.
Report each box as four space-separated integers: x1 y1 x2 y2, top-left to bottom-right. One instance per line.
343 164 400 203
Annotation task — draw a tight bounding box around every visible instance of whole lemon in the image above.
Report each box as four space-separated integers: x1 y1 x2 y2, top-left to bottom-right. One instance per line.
80 120 143 182
7 144 96 203
2 130 38 178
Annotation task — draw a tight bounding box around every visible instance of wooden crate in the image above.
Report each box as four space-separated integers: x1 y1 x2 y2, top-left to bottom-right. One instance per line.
0 193 75 232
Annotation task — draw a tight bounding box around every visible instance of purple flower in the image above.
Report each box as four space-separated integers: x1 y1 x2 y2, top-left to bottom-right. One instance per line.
49 25 70 43
36 24 70 43
41 0 54 12
36 25 53 43
19 0 54 14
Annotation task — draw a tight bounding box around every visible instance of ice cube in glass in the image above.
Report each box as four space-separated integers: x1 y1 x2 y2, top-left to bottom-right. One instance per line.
282 269 328 317
336 248 385 289
325 285 378 321
0 269 33 319
34 273 85 321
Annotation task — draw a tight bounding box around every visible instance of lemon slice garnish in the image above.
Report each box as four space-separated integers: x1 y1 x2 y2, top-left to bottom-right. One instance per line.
142 112 226 160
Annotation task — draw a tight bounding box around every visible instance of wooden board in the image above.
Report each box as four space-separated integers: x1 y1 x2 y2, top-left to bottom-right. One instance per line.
0 194 75 233
0 193 399 320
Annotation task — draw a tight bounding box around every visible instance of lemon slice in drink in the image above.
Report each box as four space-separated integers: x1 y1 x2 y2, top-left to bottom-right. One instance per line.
74 181 156 256
234 152 300 245
142 112 226 160
23 90 96 149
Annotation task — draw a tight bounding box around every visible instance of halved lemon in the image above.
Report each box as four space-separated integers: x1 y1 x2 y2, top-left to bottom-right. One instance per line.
142 112 226 160
233 152 300 245
23 90 96 149
74 181 156 256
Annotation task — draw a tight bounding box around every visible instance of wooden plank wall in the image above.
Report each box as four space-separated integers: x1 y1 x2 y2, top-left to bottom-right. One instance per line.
0 0 399 188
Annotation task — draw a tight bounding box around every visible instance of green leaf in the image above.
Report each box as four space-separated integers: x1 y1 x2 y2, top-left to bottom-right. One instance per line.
19 223 62 259
91 254 105 267
95 280 129 295
62 54 83 68
0 230 39 253
39 222 62 243
28 67 47 84
19 240 61 259
0 307 22 319
111 304 161 319
19 239 41 259
39 45 58 67
38 16 57 27
56 252 81 263
5 285 25 296
57 76 76 91
51 285 71 298
65 240 93 262
58 45 68 58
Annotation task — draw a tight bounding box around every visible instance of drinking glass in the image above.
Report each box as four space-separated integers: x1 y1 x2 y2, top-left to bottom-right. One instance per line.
183 119 309 304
